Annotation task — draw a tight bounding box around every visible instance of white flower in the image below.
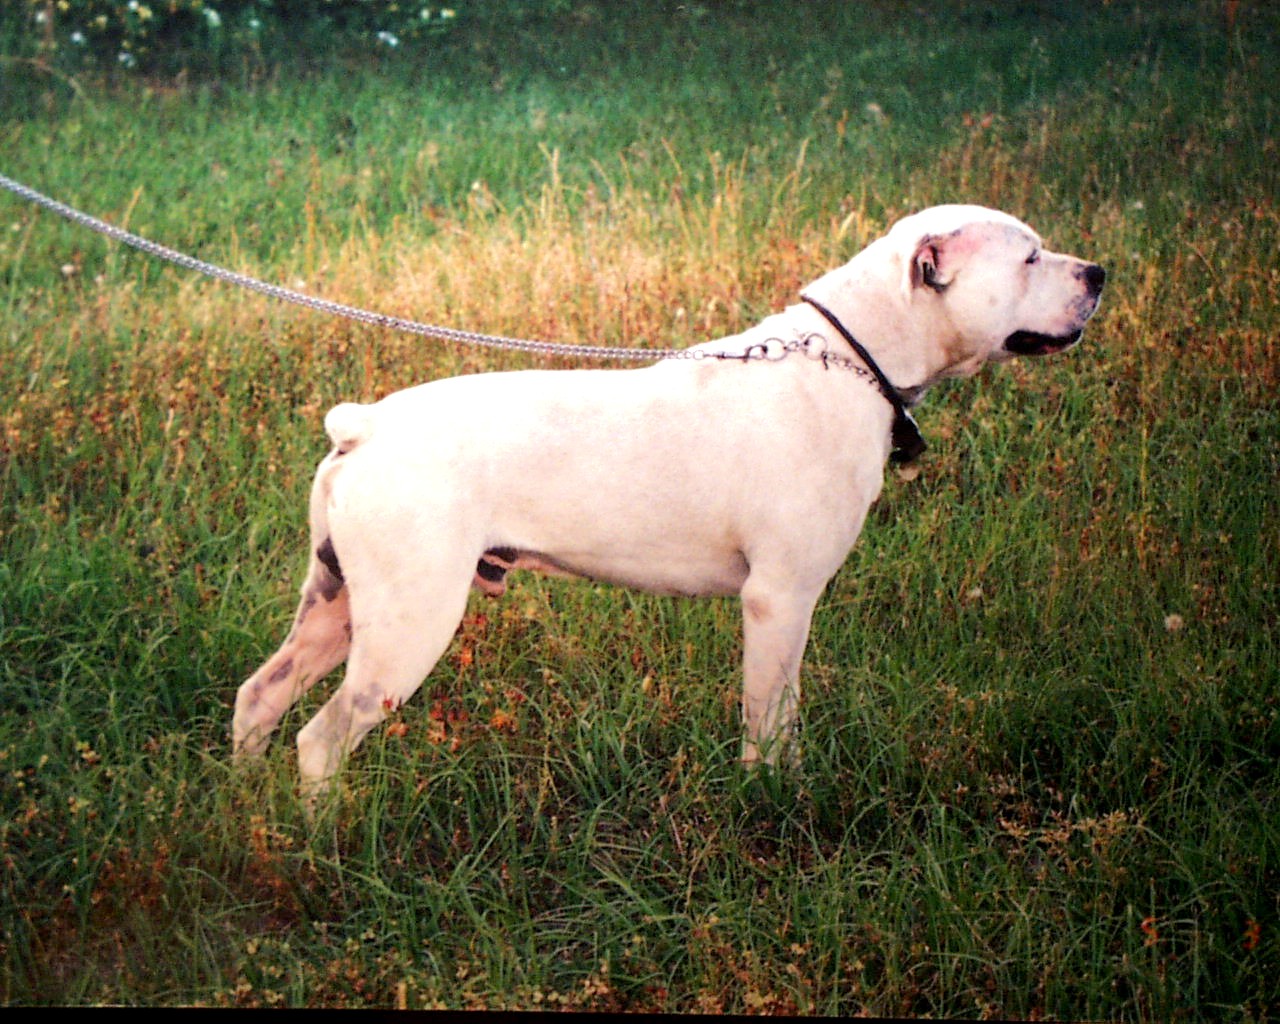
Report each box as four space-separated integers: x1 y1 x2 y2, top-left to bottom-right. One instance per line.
118 51 138 68
442 8 456 18
204 8 222 28
70 31 86 45
377 31 400 47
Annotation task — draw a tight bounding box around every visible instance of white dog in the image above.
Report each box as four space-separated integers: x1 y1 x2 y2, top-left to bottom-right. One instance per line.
233 204 1104 798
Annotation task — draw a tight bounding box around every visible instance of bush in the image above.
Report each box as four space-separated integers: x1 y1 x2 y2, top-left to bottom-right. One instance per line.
4 2 762 80
7 0 471 73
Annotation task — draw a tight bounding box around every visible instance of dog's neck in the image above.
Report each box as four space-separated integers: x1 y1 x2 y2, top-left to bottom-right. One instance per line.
800 294 926 465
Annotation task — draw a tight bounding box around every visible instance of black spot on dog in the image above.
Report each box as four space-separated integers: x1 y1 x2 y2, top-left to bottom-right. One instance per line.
316 538 345 600
316 538 344 581
267 659 294 686
477 547 519 583
476 559 508 584
352 691 384 716
475 547 521 597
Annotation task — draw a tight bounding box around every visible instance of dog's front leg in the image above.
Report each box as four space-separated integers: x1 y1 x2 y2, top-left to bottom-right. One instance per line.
738 577 821 767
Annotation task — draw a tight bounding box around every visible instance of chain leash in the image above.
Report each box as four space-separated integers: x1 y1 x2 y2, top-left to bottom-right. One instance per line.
0 172 876 382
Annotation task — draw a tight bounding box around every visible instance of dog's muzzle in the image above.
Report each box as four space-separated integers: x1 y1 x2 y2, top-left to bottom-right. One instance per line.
1004 262 1105 357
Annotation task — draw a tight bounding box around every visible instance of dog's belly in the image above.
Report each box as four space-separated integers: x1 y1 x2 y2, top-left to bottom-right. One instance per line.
475 543 749 599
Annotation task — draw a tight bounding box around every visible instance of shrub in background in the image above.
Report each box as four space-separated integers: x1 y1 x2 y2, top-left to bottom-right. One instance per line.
4 1 765 81
6 0 492 73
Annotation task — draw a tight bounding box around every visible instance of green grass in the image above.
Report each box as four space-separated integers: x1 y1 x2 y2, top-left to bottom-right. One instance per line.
2 1 1278 1016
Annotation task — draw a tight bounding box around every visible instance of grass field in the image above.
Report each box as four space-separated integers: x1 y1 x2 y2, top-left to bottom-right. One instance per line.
1 1 1278 1016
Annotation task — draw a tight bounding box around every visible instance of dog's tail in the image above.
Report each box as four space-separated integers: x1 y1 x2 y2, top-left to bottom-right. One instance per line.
324 402 375 454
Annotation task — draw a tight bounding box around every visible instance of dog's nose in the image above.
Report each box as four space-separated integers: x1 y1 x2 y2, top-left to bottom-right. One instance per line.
1082 263 1106 296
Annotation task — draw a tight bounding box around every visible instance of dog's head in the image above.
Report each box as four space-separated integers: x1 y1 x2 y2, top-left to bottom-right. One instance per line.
890 204 1105 380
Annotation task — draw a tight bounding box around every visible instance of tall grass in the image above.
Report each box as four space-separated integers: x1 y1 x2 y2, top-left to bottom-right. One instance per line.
1 1 1277 1016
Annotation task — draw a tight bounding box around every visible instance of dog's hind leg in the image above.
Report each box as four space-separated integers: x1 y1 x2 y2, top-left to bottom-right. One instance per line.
234 444 356 757
232 547 352 757
295 556 475 802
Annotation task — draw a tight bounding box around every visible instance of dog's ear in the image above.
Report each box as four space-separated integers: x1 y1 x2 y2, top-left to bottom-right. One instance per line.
907 231 960 294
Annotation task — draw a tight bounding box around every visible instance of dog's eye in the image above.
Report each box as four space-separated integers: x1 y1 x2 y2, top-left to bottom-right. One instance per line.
1025 250 1041 265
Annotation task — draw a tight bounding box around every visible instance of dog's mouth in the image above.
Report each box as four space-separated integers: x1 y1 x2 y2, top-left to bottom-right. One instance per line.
1003 328 1083 357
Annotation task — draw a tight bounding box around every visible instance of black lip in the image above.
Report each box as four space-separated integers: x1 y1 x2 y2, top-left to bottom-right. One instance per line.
1004 328 1083 356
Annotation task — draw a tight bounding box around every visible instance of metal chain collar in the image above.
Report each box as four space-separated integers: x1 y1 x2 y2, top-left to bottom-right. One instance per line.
0 171 874 382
